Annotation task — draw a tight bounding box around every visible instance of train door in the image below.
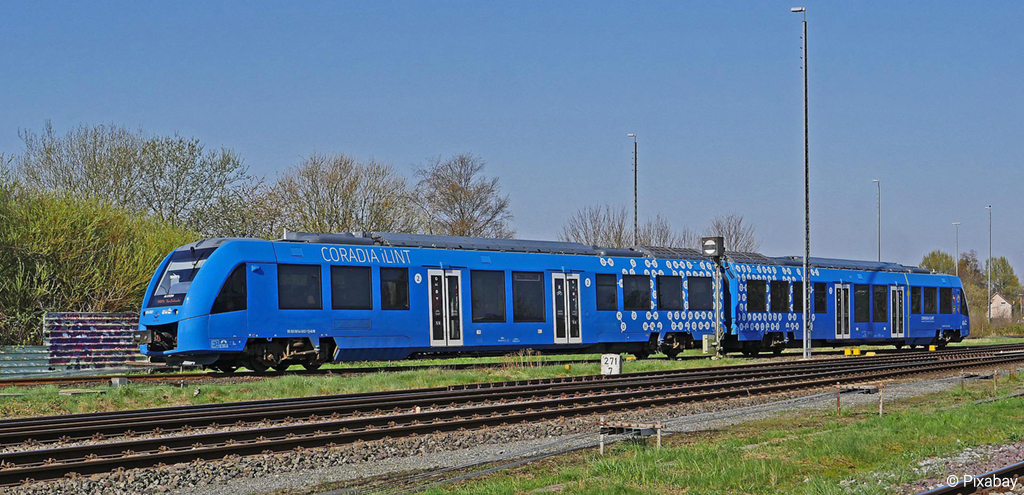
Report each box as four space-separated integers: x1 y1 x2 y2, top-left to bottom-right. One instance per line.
551 273 582 344
428 269 464 347
834 283 850 339
890 286 905 338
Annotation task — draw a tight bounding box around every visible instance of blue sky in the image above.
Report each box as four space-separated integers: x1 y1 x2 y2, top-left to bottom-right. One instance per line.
2 1 1021 271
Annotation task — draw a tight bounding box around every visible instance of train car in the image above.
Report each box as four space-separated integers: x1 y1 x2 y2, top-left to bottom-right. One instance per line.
716 256 969 356
134 232 968 370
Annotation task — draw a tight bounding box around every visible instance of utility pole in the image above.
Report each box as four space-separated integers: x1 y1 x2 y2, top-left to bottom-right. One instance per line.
628 134 638 246
952 222 961 277
872 180 880 262
792 6 810 359
986 205 992 324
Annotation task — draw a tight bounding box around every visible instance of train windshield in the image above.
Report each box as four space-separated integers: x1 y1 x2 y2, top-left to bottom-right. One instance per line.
148 247 217 307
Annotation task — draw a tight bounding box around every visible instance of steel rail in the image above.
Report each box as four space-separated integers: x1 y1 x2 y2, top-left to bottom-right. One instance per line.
0 345 1019 445
1 350 1023 486
0 345 1017 443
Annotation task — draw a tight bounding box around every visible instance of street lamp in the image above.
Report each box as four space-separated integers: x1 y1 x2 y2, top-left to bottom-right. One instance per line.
792 6 810 359
952 222 961 277
872 180 880 262
986 205 992 324
627 134 638 246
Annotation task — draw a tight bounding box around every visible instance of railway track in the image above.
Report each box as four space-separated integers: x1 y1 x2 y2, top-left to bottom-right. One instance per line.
0 344 972 388
1 344 1023 487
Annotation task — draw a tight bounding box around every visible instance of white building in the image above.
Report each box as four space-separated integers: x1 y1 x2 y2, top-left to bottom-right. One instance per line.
990 294 1012 320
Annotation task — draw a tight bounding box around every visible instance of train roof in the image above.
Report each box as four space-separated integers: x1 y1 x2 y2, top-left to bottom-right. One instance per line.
276 231 935 275
775 256 932 274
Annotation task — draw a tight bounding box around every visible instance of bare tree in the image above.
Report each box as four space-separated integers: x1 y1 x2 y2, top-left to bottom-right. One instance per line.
560 204 694 248
638 214 695 248
414 153 514 238
192 177 283 239
702 213 760 252
16 121 146 209
274 153 419 234
559 204 629 247
138 135 249 229
14 121 251 232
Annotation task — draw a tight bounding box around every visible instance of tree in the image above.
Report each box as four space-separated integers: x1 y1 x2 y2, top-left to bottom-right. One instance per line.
986 257 1020 297
958 250 984 287
13 121 251 233
559 204 694 248
16 121 146 209
920 250 955 275
702 213 760 252
559 204 629 247
191 177 283 239
414 153 514 238
137 135 250 229
638 214 695 248
274 153 419 234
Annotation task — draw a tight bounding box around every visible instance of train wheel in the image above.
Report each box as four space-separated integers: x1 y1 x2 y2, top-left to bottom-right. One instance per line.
633 351 650 360
664 349 680 361
214 365 236 374
302 361 322 371
772 346 784 356
270 364 290 373
247 359 269 373
894 343 904 350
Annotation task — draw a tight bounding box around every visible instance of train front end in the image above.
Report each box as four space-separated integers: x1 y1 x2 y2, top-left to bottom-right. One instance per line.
135 238 249 366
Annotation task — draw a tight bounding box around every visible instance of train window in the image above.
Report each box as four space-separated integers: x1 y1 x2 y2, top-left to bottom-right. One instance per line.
813 282 827 313
380 267 409 310
770 281 789 313
854 284 870 322
471 270 506 323
911 287 922 314
923 287 937 313
657 276 683 311
746 280 767 313
331 266 372 310
512 272 545 322
211 264 247 314
792 282 803 313
148 246 217 307
623 275 651 311
940 287 953 314
596 274 618 311
872 285 888 322
688 277 714 311
959 288 969 316
278 264 322 310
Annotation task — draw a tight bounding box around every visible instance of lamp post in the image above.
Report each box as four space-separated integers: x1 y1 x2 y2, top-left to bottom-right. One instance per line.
792 6 810 359
627 133 638 246
952 222 961 277
872 180 880 262
986 205 992 324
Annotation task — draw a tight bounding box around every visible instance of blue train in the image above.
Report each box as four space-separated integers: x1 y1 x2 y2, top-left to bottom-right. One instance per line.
135 232 969 371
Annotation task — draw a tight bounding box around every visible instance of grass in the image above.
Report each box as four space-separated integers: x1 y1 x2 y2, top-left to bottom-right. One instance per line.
0 354 747 418
423 373 1024 495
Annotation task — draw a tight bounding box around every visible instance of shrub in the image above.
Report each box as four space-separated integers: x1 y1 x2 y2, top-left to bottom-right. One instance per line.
0 187 197 345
